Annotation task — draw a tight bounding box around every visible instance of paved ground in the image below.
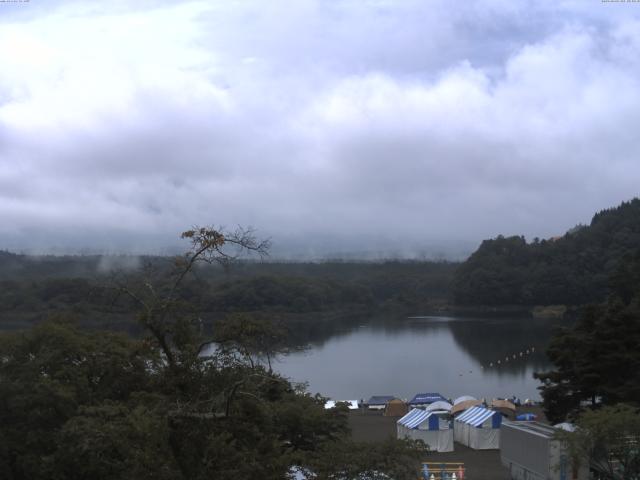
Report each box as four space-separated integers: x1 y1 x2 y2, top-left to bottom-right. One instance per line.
420 444 508 480
347 406 548 480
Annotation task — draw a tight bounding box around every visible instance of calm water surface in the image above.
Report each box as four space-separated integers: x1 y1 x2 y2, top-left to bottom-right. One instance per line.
274 315 563 402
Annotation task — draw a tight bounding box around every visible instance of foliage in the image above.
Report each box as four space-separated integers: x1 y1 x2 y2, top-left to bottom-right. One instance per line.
0 227 426 480
0 258 455 327
206 275 375 313
0 320 161 479
301 438 428 480
535 250 640 422
213 313 290 371
453 198 640 306
559 404 640 480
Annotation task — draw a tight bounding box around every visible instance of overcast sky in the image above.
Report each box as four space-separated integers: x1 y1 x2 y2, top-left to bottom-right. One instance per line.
1 1 639 258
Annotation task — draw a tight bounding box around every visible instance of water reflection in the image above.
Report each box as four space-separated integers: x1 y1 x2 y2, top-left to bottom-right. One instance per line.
275 315 567 402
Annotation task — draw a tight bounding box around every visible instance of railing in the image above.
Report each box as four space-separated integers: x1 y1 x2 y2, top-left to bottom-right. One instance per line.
420 462 466 480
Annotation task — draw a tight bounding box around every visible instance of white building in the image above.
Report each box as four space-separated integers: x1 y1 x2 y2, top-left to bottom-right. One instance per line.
500 421 588 480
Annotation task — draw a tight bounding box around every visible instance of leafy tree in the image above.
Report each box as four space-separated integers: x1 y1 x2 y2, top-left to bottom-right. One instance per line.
53 401 178 480
213 313 290 371
559 404 640 480
0 227 427 480
0 320 160 479
302 438 428 480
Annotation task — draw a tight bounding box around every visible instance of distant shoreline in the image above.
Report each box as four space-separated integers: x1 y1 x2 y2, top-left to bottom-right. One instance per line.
431 304 580 320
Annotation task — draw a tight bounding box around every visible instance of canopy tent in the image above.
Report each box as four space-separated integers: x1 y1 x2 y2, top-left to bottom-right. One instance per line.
324 400 359 410
554 422 576 432
491 399 517 419
384 399 409 417
425 400 453 412
453 395 477 405
491 399 516 410
367 395 396 410
451 399 483 415
454 406 501 450
408 392 447 407
397 409 453 452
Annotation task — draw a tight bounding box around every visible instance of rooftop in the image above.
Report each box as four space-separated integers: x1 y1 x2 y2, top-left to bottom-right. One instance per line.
502 420 558 438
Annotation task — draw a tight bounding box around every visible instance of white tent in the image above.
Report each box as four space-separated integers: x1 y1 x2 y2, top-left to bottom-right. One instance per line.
425 400 453 412
454 406 501 450
397 409 453 452
554 422 576 432
453 395 477 405
324 400 359 410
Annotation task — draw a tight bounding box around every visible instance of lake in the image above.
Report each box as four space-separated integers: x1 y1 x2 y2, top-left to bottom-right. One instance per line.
274 315 563 402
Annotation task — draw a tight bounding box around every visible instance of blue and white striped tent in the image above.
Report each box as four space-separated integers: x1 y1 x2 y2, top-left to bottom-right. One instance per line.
398 408 439 429
457 406 502 427
454 406 501 449
397 409 453 452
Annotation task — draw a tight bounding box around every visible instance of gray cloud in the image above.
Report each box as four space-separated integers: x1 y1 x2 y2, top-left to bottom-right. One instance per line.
0 1 639 257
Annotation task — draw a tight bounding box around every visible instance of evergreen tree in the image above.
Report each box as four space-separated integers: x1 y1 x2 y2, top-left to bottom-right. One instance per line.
536 251 640 422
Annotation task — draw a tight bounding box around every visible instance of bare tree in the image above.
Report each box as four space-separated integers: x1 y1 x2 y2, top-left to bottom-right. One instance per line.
114 226 270 369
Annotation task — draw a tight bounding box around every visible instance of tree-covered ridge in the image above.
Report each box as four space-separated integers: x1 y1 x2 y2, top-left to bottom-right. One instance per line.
0 259 456 328
453 198 640 306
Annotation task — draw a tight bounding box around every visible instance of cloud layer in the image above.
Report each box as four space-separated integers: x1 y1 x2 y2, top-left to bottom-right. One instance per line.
1 1 639 257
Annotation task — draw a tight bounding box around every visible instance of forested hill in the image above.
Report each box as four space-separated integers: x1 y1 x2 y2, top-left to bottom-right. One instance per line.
452 198 640 306
0 252 456 329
